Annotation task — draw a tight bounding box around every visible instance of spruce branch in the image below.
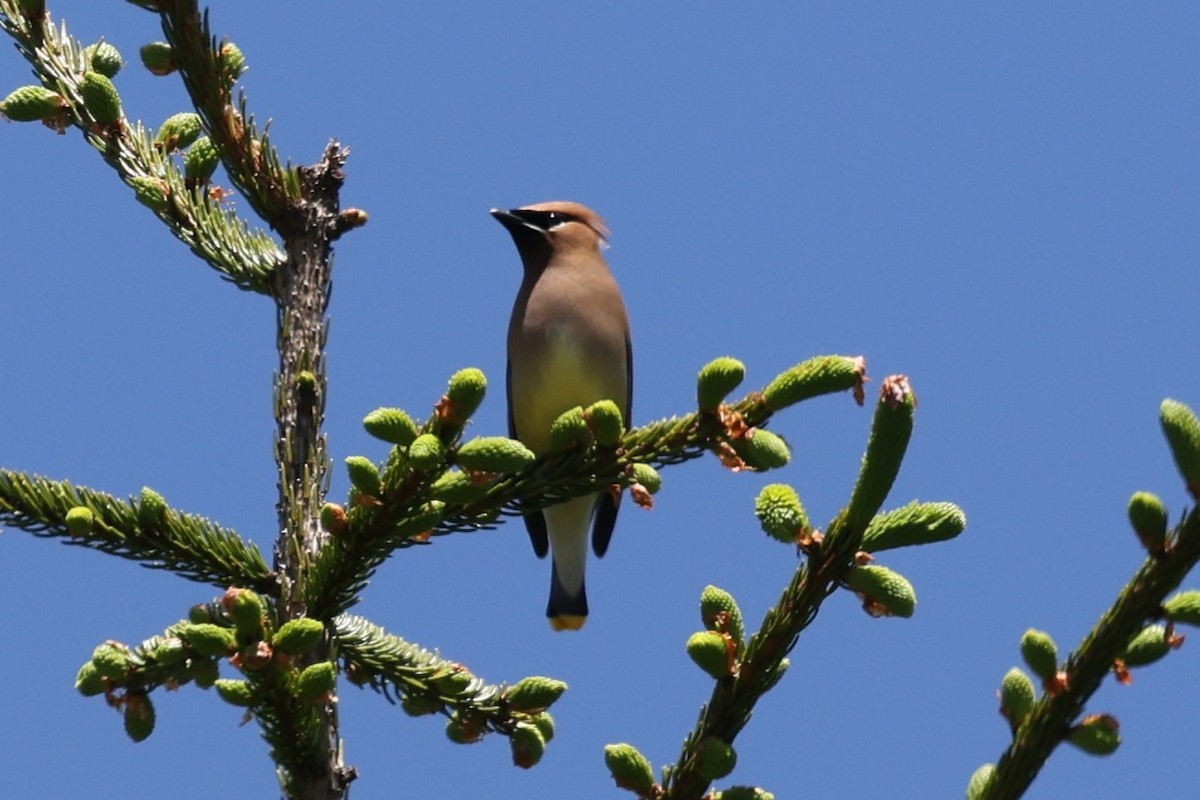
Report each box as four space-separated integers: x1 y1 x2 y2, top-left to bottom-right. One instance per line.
335 613 562 766
658 376 920 799
302 356 868 621
0 0 285 292
0 470 273 590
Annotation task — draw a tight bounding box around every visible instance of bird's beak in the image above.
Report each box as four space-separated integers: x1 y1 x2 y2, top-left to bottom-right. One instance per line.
490 207 523 232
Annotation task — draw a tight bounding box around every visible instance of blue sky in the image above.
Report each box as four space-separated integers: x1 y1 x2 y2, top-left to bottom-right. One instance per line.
3 3 1200 798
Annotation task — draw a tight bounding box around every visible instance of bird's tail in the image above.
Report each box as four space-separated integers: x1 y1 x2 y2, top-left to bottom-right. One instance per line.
547 559 588 631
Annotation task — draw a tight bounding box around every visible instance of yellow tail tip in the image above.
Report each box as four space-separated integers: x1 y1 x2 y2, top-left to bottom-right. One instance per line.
549 615 587 632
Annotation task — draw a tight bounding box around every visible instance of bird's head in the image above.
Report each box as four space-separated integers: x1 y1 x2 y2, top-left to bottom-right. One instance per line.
491 201 609 260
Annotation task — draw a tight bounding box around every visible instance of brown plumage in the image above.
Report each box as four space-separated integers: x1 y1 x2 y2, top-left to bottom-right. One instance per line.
493 201 632 631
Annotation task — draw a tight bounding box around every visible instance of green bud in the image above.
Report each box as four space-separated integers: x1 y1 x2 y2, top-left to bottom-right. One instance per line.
1127 490 1168 554
549 406 591 451
845 376 916 530
698 736 737 780
1 85 64 123
91 641 130 680
223 589 266 640
445 712 484 744
999 667 1036 731
714 789 775 800
456 436 536 473
1121 624 1170 667
191 657 219 688
763 355 866 412
966 764 996 800
630 462 662 494
79 71 122 125
218 41 246 84
75 661 106 696
1161 399 1200 499
154 111 202 152
84 42 124 78
272 618 325 654
697 356 746 412
296 662 337 703
754 484 810 544
345 455 382 497
149 636 187 665
178 623 236 657
529 711 555 743
431 665 474 697
843 565 917 618
184 136 220 184
1019 629 1058 683
1067 713 1120 756
603 743 656 794
139 42 175 76
585 399 624 446
129 176 169 212
686 630 733 679
139 486 168 523
861 501 967 553
445 368 487 422
215 678 254 707
123 693 155 742
700 585 744 646
430 470 487 503
509 722 546 769
65 506 94 537
505 676 568 713
408 433 446 472
362 407 419 446
1163 590 1200 627
731 427 790 470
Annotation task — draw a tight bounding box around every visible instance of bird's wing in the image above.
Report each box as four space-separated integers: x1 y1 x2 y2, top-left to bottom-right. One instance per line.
507 358 549 558
591 329 632 558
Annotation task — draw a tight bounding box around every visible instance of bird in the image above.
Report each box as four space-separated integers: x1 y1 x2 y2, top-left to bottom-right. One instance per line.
493 201 633 631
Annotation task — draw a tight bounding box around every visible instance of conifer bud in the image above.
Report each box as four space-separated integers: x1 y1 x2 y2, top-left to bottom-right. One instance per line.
550 406 591 451
1 85 64 122
529 711 555 743
1163 590 1200 627
218 41 246 84
139 486 168 523
191 656 220 688
445 712 484 744
362 407 419 446
504 676 568 712
75 661 106 696
154 111 202 152
272 619 325 654
603 743 656 794
456 436 536 473
732 428 790 470
296 662 337 702
123 693 155 742
509 723 547 769
344 456 382 497
65 506 94 537
686 631 733 679
844 565 917 618
408 434 446 472
129 176 169 212
754 483 810 544
630 463 662 494
1019 629 1058 683
585 399 624 446
1127 491 1168 554
1120 624 1170 667
215 678 254 707
139 41 175 75
84 42 123 78
1067 713 1120 756
1161 399 1200 499
179 623 237 657
184 136 219 184
697 356 746 412
430 470 487 503
700 585 744 646
698 736 737 780
966 764 995 800
91 641 130 680
319 503 348 535
79 71 122 125
763 355 866 412
445 368 487 422
861 501 967 553
999 667 1036 730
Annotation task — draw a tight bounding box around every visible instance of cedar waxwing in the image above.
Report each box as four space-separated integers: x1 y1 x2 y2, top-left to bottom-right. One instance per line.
493 201 632 631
